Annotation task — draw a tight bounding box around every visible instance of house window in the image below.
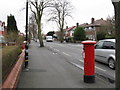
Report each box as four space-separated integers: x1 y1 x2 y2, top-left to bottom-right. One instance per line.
72 33 74 36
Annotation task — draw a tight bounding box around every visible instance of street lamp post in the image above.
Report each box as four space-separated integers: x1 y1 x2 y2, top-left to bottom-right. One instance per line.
111 0 120 89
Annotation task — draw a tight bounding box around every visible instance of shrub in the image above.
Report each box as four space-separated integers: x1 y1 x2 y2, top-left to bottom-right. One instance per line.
2 46 22 81
74 27 86 41
97 31 106 40
16 35 25 46
4 31 18 42
105 34 115 39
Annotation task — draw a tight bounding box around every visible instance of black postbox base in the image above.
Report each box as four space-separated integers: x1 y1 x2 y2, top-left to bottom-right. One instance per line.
84 75 95 83
25 61 28 68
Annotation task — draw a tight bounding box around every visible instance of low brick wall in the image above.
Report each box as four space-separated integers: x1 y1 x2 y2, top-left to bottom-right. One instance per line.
1 49 25 89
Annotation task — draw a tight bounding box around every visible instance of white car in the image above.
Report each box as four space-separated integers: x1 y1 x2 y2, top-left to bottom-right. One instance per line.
46 36 53 42
95 39 115 69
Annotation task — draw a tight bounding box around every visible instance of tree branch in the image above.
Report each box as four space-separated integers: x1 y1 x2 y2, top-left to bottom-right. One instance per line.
29 3 38 24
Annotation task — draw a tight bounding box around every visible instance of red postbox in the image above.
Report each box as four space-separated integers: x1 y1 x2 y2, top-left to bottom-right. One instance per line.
21 41 27 49
81 41 96 83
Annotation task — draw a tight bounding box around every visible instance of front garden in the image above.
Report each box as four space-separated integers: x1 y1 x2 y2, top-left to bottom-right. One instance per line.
2 46 22 81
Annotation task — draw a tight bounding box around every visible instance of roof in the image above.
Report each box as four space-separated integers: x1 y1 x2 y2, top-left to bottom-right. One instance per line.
79 23 88 27
94 19 111 26
86 24 100 27
83 18 111 28
65 26 76 31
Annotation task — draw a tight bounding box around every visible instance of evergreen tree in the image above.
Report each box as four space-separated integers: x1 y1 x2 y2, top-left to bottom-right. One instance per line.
74 27 86 41
7 14 18 32
6 14 18 42
47 31 55 36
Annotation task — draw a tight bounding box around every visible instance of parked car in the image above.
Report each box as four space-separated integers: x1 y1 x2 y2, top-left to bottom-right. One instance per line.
95 39 115 69
46 36 53 42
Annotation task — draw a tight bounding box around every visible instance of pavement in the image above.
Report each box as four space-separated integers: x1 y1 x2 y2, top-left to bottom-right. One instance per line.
18 40 115 88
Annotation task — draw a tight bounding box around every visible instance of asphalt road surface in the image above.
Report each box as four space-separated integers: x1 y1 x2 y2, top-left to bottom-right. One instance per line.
44 41 115 82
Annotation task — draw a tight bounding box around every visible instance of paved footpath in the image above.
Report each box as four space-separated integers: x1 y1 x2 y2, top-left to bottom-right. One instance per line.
18 41 115 88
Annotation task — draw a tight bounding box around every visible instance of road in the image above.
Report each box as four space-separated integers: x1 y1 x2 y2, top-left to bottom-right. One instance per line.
44 41 115 83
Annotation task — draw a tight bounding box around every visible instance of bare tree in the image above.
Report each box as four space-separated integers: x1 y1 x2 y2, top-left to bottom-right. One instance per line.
106 15 115 26
48 0 73 43
106 16 115 35
29 0 53 47
29 14 37 42
112 1 120 89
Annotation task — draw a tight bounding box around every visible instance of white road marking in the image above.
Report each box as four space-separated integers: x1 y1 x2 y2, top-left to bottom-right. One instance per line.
79 59 84 63
62 52 71 57
78 59 106 72
95 66 106 72
75 59 106 72
70 62 84 70
54 49 60 52
52 53 57 55
55 43 64 47
70 62 106 72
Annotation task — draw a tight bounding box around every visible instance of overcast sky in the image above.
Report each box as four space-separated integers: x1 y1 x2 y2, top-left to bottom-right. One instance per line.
0 0 114 34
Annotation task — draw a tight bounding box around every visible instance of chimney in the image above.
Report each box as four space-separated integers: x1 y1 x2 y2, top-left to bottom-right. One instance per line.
2 22 5 26
76 23 79 27
66 26 68 29
91 18 95 24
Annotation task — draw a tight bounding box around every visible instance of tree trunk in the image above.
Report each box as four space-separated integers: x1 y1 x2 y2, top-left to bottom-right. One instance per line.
36 10 44 47
60 28 64 43
38 20 44 47
113 2 120 89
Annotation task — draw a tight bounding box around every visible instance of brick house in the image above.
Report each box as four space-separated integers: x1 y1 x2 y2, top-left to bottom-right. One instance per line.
0 20 6 45
57 18 114 41
0 20 5 36
84 18 114 40
65 26 76 39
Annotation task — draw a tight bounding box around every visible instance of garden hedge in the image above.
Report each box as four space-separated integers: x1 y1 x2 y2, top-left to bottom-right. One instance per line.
2 46 22 81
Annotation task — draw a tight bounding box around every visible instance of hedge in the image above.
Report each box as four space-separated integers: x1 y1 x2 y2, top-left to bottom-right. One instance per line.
2 46 22 81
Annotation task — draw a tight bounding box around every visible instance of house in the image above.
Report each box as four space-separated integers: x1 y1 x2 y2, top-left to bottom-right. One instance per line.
64 23 88 41
65 26 76 39
84 18 114 40
56 17 113 42
0 21 6 46
0 20 5 36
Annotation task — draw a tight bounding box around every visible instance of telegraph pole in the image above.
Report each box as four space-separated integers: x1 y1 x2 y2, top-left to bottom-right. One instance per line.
25 0 29 69
26 0 28 42
111 0 120 89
